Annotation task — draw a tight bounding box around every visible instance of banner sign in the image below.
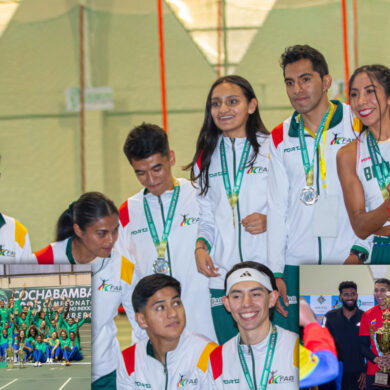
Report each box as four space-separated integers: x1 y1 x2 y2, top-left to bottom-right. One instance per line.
0 286 91 321
65 86 114 111
302 295 375 324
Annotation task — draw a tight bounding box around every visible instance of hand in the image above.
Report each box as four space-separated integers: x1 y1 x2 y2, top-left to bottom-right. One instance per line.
50 297 53 302
61 296 65 302
241 213 267 235
75 318 79 323
195 247 220 278
34 299 37 305
66 298 70 303
85 313 90 319
45 298 48 304
344 253 363 264
299 298 317 327
357 372 366 390
275 278 288 318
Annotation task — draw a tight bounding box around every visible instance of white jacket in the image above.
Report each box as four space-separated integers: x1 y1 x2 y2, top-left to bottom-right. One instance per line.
91 250 137 383
267 101 370 272
116 178 216 340
33 237 138 384
356 131 390 228
208 325 299 389
0 213 32 262
118 329 217 390
195 134 271 289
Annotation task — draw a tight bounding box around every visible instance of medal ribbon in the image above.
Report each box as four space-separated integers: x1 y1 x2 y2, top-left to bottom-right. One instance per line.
220 138 251 224
143 178 180 258
237 325 278 390
366 131 390 200
298 103 335 187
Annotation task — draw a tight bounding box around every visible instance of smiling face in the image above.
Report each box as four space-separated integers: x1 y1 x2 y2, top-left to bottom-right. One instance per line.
223 281 278 337
374 282 390 310
284 58 331 116
350 72 390 133
135 286 186 344
210 82 257 139
131 152 175 197
340 287 358 311
74 213 119 259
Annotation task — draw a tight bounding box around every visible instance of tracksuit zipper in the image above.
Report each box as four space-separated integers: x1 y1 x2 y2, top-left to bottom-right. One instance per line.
164 354 168 390
231 138 244 262
316 148 322 264
158 195 173 275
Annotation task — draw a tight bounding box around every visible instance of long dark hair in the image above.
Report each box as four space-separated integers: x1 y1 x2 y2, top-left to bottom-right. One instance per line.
186 75 268 195
56 192 118 241
349 64 390 140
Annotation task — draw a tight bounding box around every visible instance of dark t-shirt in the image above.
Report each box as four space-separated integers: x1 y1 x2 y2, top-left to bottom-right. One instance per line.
324 307 365 373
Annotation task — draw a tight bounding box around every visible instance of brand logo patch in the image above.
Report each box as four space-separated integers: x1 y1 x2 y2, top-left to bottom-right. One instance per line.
180 214 199 227
177 375 198 387
97 278 122 292
330 133 353 145
246 166 267 174
268 371 295 384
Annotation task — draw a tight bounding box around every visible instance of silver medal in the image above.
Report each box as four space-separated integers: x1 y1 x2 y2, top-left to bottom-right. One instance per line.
300 186 319 206
153 258 170 275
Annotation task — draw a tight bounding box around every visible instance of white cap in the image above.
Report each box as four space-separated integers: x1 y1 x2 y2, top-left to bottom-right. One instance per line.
226 267 273 294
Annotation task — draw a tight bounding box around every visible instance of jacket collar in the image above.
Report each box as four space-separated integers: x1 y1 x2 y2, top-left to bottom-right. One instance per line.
288 100 343 137
0 213 5 229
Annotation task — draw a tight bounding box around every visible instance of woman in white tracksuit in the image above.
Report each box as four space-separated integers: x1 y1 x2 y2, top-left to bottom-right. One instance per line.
187 75 285 344
34 192 139 389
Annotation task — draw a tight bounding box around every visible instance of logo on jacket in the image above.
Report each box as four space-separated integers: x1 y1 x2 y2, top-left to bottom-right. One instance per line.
268 371 295 384
246 166 267 174
180 214 199 227
330 133 352 145
177 375 198 387
0 245 15 257
97 278 121 292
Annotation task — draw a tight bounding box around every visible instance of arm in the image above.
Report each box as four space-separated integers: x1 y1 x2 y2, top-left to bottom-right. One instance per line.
119 261 147 342
194 163 220 278
62 298 70 320
337 141 390 239
267 128 288 276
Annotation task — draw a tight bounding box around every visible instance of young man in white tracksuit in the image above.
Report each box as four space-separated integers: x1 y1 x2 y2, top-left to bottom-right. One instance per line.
118 274 217 389
0 212 32 262
207 261 299 389
117 123 215 340
267 45 370 331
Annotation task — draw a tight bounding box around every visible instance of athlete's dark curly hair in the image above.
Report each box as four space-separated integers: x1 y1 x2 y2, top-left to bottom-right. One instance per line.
280 44 329 78
185 75 268 195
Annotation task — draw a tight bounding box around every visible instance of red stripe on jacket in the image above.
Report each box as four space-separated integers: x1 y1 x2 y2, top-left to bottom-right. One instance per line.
271 122 284 149
210 344 223 379
122 344 136 376
119 201 130 228
34 245 54 264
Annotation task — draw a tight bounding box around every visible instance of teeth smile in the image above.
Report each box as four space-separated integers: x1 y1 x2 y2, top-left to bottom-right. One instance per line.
219 116 233 120
241 312 256 319
359 109 374 116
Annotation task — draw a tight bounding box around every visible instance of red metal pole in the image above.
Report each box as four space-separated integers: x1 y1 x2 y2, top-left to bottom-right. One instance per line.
353 0 359 69
341 0 350 103
157 0 168 132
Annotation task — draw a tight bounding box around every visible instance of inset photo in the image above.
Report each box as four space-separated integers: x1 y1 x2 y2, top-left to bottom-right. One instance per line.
0 264 91 389
300 265 390 389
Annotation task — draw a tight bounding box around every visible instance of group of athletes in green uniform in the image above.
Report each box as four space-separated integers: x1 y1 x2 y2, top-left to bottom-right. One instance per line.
0 285 89 367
